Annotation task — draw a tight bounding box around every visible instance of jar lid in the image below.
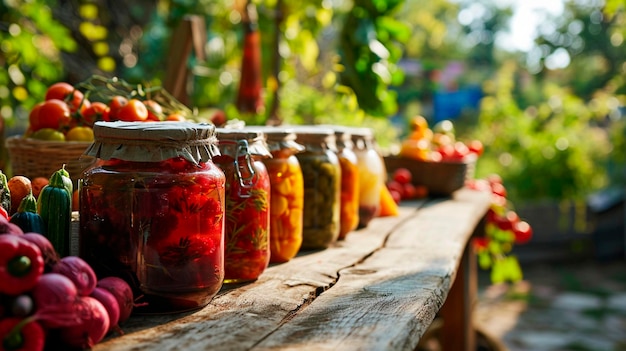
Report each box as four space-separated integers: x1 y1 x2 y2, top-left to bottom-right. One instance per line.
85 121 220 164
290 125 337 151
243 126 305 153
216 128 272 158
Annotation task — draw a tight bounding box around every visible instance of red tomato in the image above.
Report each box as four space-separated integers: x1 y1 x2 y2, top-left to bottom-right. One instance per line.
386 180 405 199
402 183 417 199
452 141 470 161
437 144 456 161
165 113 186 121
468 140 484 156
513 220 533 244
108 95 129 121
143 100 163 121
82 102 110 126
35 99 71 130
28 102 45 131
389 189 402 204
45 82 87 113
117 99 149 122
392 168 412 185
490 182 507 198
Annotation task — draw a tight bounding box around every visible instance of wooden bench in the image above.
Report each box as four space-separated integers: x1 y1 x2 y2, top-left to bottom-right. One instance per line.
93 188 492 351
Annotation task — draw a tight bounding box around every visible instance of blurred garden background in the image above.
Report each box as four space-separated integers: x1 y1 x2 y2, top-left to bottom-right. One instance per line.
1 0 626 260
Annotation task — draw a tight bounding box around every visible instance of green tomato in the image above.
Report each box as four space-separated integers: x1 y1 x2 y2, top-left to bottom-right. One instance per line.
30 128 66 142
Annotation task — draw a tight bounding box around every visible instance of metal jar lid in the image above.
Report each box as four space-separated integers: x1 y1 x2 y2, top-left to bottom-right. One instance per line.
216 128 272 158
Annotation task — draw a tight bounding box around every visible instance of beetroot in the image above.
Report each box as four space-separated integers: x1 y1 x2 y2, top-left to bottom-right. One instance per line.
20 232 59 271
90 287 121 335
96 276 134 323
31 273 79 328
52 256 97 296
0 215 24 235
58 296 110 349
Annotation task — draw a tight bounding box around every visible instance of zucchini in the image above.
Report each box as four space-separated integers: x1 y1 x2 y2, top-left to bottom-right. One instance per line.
37 167 72 257
10 191 45 234
0 170 10 213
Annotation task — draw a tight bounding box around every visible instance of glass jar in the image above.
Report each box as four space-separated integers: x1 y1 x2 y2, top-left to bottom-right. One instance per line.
292 126 341 249
214 128 272 283
329 126 360 239
79 121 225 314
351 127 385 228
246 127 305 263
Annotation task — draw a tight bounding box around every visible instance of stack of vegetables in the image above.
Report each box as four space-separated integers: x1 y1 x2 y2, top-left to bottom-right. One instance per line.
0 167 137 350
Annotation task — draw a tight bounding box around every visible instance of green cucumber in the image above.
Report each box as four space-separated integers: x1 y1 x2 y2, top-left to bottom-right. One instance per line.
37 167 72 257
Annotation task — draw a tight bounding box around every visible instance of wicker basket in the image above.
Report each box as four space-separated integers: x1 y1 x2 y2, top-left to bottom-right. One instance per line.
384 155 476 196
5 136 94 182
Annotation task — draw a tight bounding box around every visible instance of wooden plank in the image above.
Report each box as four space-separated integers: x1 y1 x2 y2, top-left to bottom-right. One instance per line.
254 189 490 351
93 189 490 351
94 202 425 351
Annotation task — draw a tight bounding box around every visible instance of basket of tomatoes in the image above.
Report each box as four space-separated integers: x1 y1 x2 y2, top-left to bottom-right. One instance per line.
6 76 197 181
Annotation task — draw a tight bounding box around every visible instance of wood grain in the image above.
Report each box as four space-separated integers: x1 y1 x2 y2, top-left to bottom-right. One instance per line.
94 189 490 351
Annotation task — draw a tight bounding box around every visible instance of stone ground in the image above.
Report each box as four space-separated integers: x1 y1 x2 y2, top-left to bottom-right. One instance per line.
475 258 626 351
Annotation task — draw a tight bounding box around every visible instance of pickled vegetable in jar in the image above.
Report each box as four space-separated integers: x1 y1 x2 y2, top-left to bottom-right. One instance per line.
331 127 360 239
351 127 385 228
292 126 341 249
245 126 305 263
80 121 225 314
215 128 272 283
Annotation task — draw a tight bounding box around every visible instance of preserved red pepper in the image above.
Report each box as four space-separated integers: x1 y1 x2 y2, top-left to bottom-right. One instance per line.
215 129 271 283
80 121 225 314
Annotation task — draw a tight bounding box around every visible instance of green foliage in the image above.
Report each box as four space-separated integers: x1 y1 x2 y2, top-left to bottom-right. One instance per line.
0 0 76 127
471 61 613 203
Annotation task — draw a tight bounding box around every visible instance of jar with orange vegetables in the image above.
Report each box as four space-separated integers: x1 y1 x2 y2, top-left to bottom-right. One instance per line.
214 128 271 283
79 121 225 313
351 127 385 228
329 126 360 239
246 126 305 263
292 126 341 249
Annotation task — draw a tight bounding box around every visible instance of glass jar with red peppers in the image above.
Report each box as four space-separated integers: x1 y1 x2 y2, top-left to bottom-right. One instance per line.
292 126 341 249
214 128 272 284
244 126 305 263
79 121 225 314
350 127 385 228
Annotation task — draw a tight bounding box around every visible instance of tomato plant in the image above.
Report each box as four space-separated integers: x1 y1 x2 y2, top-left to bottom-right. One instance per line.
45 82 88 113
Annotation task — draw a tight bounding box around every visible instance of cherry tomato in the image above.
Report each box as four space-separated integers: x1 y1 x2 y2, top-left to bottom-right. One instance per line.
35 99 71 130
386 180 405 199
143 100 163 121
116 99 148 122
108 95 129 121
65 126 95 142
392 168 412 185
82 101 110 125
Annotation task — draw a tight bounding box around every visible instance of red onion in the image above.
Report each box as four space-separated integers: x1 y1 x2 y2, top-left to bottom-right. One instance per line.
31 273 79 328
96 276 134 323
52 256 97 296
20 232 59 272
90 287 122 335
58 296 110 349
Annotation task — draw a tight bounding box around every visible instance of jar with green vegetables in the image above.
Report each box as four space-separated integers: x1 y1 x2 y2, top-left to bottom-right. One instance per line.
292 126 341 249
80 121 225 314
214 128 272 283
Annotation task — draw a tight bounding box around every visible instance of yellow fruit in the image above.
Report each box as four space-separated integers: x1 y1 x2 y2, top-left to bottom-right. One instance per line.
65 126 94 142
30 128 66 142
